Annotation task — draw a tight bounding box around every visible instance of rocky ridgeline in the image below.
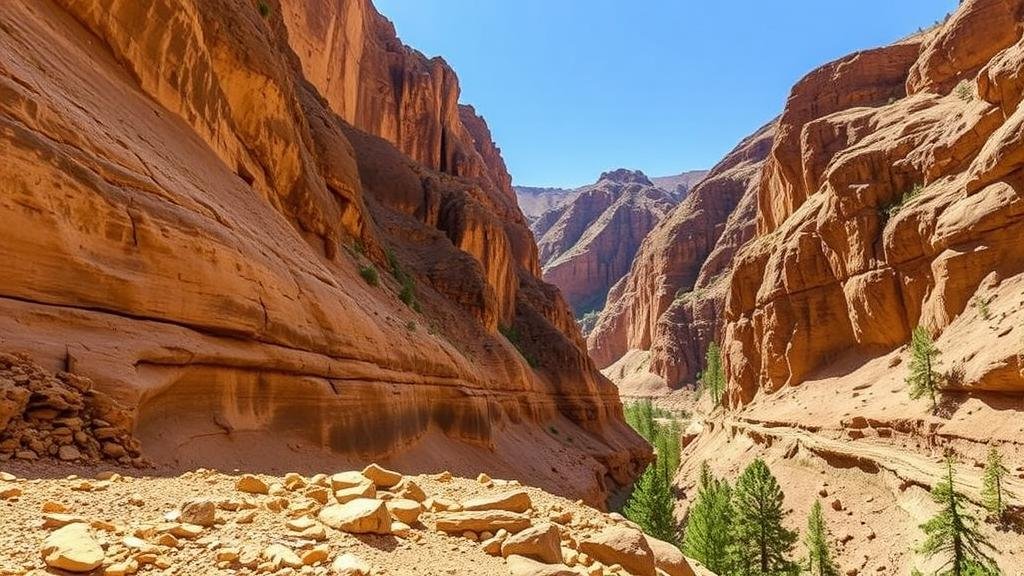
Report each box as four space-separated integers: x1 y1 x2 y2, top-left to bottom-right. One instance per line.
0 465 699 576
0 354 140 466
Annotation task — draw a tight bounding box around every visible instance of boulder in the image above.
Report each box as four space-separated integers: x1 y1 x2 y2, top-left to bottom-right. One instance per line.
500 522 562 564
330 471 371 491
463 490 533 513
236 474 268 495
180 499 217 527
362 463 402 488
331 553 371 576
645 536 695 576
318 499 392 534
40 523 104 572
578 526 656 576
434 510 531 534
385 498 423 524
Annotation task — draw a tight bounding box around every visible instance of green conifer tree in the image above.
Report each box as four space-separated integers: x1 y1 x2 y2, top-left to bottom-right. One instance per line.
683 462 735 574
624 462 679 545
919 456 999 576
907 326 942 413
804 500 838 576
981 445 1012 522
701 342 726 408
731 459 799 576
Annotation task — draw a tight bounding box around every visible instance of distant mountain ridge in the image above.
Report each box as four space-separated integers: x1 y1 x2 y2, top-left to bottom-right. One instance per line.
521 169 706 319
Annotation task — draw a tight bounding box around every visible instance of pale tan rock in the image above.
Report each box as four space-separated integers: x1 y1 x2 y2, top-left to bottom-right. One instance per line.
434 510 531 534
361 463 402 488
264 544 303 569
236 475 269 495
40 523 104 572
334 481 376 504
331 553 371 576
318 499 392 534
385 498 423 524
392 477 427 502
330 472 371 491
180 499 217 527
216 548 240 563
645 536 695 576
477 472 492 484
463 490 532 513
501 522 562 564
302 546 329 566
578 526 656 576
0 486 21 499
42 513 86 529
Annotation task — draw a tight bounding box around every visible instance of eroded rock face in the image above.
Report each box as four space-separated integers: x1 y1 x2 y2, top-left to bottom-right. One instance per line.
724 0 1024 402
532 170 680 315
587 125 775 390
0 0 647 505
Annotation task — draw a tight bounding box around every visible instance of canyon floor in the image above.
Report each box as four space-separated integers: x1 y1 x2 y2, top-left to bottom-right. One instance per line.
0 462 704 576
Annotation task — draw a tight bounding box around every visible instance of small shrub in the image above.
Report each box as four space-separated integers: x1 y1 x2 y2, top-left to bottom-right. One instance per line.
882 183 924 219
387 248 421 312
956 80 974 102
405 320 416 332
352 240 366 255
257 0 271 17
359 265 379 286
972 295 991 320
499 324 539 368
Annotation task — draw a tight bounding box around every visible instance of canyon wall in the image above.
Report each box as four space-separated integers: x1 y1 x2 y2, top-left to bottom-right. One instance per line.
725 0 1024 402
587 126 775 391
532 170 680 315
0 0 648 505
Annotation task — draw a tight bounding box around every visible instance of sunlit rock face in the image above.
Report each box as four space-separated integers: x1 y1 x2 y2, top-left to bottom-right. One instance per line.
0 0 649 506
725 0 1024 402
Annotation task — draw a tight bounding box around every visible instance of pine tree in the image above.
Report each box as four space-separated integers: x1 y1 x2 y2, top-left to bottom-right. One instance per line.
919 456 999 576
981 446 1012 522
683 462 735 574
907 326 942 413
804 500 838 576
624 462 679 545
731 459 799 576
701 342 726 408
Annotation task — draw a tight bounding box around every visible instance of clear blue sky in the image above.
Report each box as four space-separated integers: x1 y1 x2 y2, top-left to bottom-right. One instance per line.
374 1 958 188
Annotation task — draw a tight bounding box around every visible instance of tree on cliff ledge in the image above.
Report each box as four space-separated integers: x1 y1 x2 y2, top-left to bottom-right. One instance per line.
701 342 726 408
919 456 999 576
907 326 942 413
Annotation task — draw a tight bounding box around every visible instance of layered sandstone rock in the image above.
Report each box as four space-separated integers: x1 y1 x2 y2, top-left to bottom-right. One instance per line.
587 125 775 391
531 170 680 315
723 0 1024 402
0 0 647 505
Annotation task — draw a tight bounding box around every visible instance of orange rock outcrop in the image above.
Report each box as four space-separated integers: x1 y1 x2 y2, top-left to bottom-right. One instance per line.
725 0 1024 402
0 0 648 505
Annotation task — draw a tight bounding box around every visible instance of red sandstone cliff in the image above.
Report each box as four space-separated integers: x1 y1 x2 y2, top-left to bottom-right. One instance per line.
587 127 775 392
725 0 1024 403
0 0 648 505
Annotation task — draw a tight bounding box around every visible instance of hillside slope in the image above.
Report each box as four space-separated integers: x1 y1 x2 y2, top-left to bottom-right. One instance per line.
0 0 648 506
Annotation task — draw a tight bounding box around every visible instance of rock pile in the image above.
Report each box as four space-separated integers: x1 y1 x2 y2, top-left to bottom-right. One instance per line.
0 353 141 466
2 463 700 575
